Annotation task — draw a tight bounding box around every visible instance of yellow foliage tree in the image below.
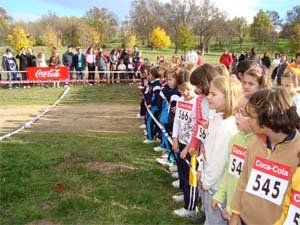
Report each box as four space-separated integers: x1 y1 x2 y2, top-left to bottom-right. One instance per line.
6 27 33 52
77 21 104 48
150 27 171 49
42 26 62 48
128 34 136 49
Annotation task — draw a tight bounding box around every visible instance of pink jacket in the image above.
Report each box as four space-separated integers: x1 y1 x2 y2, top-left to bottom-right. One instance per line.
189 95 208 148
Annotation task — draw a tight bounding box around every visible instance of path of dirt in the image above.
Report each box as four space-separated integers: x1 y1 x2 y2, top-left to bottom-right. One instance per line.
30 103 141 133
0 105 48 135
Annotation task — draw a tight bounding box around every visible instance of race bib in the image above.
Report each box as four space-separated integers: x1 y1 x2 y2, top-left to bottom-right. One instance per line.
196 125 208 143
228 145 247 178
178 101 192 122
246 156 292 206
284 190 300 225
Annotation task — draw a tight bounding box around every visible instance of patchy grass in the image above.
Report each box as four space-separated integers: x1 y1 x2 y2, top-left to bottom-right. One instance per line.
0 85 197 225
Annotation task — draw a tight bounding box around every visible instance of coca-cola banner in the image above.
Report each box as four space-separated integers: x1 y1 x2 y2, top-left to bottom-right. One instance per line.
26 67 69 81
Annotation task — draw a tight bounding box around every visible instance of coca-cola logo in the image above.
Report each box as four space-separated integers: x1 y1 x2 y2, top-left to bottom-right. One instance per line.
35 69 60 78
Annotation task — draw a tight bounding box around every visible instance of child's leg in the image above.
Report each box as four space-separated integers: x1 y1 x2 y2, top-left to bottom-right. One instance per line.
182 154 198 211
202 190 227 225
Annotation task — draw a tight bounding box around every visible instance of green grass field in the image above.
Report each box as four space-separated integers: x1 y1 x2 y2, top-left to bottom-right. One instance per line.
0 85 198 225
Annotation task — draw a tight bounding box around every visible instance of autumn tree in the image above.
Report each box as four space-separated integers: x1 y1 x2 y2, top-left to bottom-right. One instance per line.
150 27 171 49
288 22 300 54
41 25 62 47
6 27 33 51
76 19 104 48
0 7 11 46
175 25 196 52
250 9 273 47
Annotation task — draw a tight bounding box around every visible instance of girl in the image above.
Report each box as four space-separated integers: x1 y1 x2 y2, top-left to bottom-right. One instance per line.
143 67 161 144
235 60 255 82
86 47 96 85
201 76 242 225
211 96 255 220
230 88 300 225
155 69 180 167
281 71 300 116
172 69 198 218
242 64 271 95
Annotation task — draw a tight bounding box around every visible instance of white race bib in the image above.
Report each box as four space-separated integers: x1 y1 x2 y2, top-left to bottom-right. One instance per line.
196 125 208 143
246 156 292 206
177 101 192 122
228 145 247 178
283 190 300 225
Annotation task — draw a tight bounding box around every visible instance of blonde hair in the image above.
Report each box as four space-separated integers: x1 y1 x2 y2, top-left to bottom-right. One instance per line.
211 76 243 119
244 66 272 89
215 64 229 77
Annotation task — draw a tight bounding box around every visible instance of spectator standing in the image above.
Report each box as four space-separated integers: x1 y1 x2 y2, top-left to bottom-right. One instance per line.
49 47 61 66
85 47 96 85
73 47 86 84
220 48 233 71
271 52 281 68
27 48 36 67
16 47 28 88
185 48 198 65
2 48 18 89
36 52 47 67
96 48 107 83
62 46 75 81
261 52 271 69
132 45 141 69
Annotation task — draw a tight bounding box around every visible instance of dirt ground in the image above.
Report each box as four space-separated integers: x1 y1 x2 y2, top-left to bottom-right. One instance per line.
0 105 48 135
0 103 142 136
30 103 141 134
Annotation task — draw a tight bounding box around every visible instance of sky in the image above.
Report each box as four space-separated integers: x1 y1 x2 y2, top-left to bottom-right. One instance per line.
1 0 299 23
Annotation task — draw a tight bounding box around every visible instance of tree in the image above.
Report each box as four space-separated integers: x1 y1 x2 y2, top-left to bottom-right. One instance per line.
150 27 171 49
288 23 300 55
175 25 196 52
286 5 300 25
0 7 11 46
41 25 61 47
85 7 118 42
266 10 283 27
76 19 104 48
6 27 33 51
250 9 273 47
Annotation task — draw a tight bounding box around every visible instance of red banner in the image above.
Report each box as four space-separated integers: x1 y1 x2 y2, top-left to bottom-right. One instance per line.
26 67 69 81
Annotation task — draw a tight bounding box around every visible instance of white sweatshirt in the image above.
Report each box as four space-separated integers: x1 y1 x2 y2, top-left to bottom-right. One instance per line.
201 112 238 191
172 96 197 145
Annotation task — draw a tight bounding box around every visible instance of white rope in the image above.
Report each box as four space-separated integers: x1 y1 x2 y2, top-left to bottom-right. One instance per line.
0 87 70 141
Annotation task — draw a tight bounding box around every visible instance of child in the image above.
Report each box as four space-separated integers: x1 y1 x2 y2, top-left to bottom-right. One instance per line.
201 76 242 225
281 71 300 116
242 64 271 95
172 69 198 218
143 67 161 144
155 69 181 167
211 96 255 220
230 88 300 225
137 65 150 120
234 60 255 82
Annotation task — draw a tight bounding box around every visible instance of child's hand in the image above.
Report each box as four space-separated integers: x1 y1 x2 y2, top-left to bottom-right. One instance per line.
229 213 242 225
180 147 188 159
196 171 201 182
211 198 220 210
221 209 230 221
147 104 151 109
188 147 196 156
170 106 176 113
172 139 179 152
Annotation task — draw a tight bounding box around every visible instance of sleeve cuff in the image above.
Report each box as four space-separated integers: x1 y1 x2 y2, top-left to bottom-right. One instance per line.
231 209 240 215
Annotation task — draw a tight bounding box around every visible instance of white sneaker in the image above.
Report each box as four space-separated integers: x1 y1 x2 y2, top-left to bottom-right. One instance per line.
171 172 179 179
161 153 168 158
172 179 180 189
169 164 178 173
153 146 166 152
136 114 143 119
172 194 184 202
143 139 155 144
139 124 146 129
156 158 169 165
173 208 196 218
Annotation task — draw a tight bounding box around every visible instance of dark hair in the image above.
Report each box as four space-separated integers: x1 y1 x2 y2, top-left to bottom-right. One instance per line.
245 88 300 134
236 60 255 74
140 64 150 73
149 67 160 79
190 64 218 95
5 48 11 53
295 51 300 58
176 69 191 86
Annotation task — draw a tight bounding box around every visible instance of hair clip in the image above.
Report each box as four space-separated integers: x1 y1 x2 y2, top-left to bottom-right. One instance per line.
251 64 266 76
